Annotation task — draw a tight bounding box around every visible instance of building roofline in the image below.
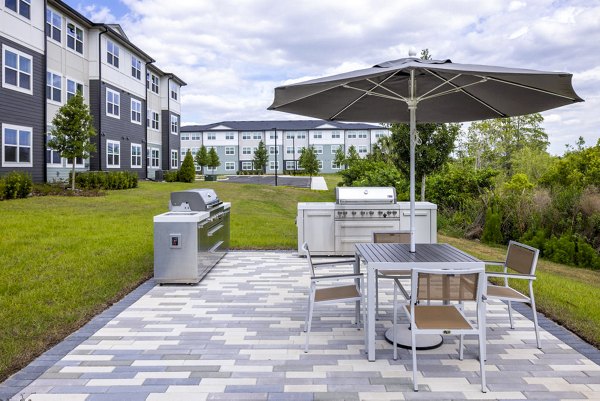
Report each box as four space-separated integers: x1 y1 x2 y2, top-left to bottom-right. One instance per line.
181 120 385 132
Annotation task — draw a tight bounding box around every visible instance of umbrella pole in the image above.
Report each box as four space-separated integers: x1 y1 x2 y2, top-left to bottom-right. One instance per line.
409 70 417 253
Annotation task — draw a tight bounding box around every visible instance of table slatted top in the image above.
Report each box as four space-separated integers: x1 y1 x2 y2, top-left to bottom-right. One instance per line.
355 243 481 268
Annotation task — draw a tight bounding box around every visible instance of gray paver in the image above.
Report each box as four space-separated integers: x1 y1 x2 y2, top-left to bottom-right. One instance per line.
1 251 599 401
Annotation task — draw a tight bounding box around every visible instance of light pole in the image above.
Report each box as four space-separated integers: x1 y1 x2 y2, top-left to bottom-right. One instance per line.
274 127 278 186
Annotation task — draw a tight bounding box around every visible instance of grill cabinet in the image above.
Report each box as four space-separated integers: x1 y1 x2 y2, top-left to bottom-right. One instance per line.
154 189 230 284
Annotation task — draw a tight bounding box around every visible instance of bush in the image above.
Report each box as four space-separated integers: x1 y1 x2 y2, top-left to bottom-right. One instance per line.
179 151 196 183
75 171 138 190
164 170 179 182
1 171 33 199
522 230 600 270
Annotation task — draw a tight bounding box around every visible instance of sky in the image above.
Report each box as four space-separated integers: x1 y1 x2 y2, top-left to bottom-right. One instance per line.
69 0 600 155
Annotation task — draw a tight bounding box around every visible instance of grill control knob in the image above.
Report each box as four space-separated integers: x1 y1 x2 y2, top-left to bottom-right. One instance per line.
360 211 365 216
369 211 374 215
351 211 356 216
378 211 383 215
343 211 347 216
392 210 397 215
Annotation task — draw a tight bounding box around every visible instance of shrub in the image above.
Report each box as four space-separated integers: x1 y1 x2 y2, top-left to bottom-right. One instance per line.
1 171 33 199
179 151 196 183
74 171 138 190
164 170 179 182
482 203 503 244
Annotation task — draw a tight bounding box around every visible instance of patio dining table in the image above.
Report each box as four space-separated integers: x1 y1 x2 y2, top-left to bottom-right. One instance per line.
354 242 486 361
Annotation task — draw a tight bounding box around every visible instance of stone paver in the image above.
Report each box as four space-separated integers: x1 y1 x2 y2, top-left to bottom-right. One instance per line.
2 251 599 400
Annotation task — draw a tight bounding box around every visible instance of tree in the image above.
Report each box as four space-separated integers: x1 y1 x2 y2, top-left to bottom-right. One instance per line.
207 147 221 172
298 146 319 177
194 145 209 175
334 146 346 170
47 92 96 190
253 140 268 173
389 122 460 201
179 150 196 183
346 145 360 167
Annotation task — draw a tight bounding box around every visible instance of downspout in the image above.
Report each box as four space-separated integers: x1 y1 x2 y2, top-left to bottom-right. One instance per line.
97 26 108 171
144 60 154 179
167 75 172 169
43 1 48 182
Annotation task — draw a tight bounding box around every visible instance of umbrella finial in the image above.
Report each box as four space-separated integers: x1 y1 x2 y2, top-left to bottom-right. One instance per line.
408 48 417 57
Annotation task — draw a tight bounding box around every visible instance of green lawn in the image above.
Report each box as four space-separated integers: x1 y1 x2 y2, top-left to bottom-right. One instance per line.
0 177 598 382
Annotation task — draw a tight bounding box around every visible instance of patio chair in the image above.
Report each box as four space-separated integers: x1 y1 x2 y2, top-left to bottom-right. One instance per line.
398 267 487 392
373 231 412 318
485 240 541 349
302 242 366 353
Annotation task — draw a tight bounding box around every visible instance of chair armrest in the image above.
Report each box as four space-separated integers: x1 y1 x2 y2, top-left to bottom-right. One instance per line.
486 272 536 280
311 273 363 282
483 260 505 266
312 258 356 268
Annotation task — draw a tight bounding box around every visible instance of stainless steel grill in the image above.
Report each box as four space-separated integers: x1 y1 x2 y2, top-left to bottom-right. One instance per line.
154 189 230 284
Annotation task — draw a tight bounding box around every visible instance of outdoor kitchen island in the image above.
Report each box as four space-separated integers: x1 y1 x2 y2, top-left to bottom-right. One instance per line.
297 187 437 256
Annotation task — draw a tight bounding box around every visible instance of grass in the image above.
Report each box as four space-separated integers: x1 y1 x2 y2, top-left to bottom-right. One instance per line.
0 175 598 382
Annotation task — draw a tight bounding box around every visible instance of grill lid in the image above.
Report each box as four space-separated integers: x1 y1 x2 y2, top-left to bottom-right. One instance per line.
336 187 396 204
170 189 222 212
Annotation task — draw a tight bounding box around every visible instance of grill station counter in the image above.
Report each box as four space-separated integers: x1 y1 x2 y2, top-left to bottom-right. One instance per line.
297 187 437 256
154 189 230 284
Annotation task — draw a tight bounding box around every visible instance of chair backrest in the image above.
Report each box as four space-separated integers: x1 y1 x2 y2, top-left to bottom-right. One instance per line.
373 230 411 244
412 267 484 303
302 242 316 276
505 241 539 275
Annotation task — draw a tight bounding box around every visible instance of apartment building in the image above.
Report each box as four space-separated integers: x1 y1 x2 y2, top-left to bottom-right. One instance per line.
180 120 391 174
1 0 186 182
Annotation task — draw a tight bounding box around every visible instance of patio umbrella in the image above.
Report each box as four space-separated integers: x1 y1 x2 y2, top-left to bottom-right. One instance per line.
268 55 583 252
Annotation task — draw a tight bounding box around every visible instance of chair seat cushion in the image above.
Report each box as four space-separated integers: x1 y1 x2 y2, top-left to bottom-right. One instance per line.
315 285 360 302
410 305 472 330
487 285 529 301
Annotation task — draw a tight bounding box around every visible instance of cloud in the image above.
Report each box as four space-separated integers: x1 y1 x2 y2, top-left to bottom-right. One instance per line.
83 0 600 154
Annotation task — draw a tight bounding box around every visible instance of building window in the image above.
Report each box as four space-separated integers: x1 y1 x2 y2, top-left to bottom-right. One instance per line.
46 71 61 103
131 99 142 124
131 143 142 168
312 131 322 139
106 140 120 167
314 146 323 154
6 0 30 19
66 79 83 100
225 132 234 140
66 22 83 54
2 45 32 94
269 146 276 155
46 133 61 165
65 155 84 167
147 72 159 94
332 132 341 139
347 133 356 139
331 160 340 170
225 147 235 155
170 115 178 134
181 133 189 140
358 132 368 139
207 133 216 140
170 150 178 168
286 160 296 170
358 145 368 154
46 9 61 43
242 133 251 140
296 146 303 154
242 147 251 155
286 146 293 154
170 82 178 100
318 160 323 169
286 133 294 139
106 40 119 68
150 148 160 168
191 133 201 140
131 56 141 80
296 133 306 139
241 161 253 170
253 133 262 140
106 88 120 118
2 124 32 167
269 161 279 171
225 161 235 171
331 144 341 154
147 110 159 130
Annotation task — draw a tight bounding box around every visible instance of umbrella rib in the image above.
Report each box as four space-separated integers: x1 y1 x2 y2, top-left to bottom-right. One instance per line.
343 84 405 102
485 75 580 101
424 69 508 117
331 71 402 119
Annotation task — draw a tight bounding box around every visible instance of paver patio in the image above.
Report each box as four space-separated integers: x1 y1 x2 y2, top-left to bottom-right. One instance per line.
2 251 599 401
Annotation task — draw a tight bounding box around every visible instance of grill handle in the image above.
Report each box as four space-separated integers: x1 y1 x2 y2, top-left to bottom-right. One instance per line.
208 224 224 237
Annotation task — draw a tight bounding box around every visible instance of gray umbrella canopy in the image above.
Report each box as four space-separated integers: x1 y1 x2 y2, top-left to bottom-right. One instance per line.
269 57 583 251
